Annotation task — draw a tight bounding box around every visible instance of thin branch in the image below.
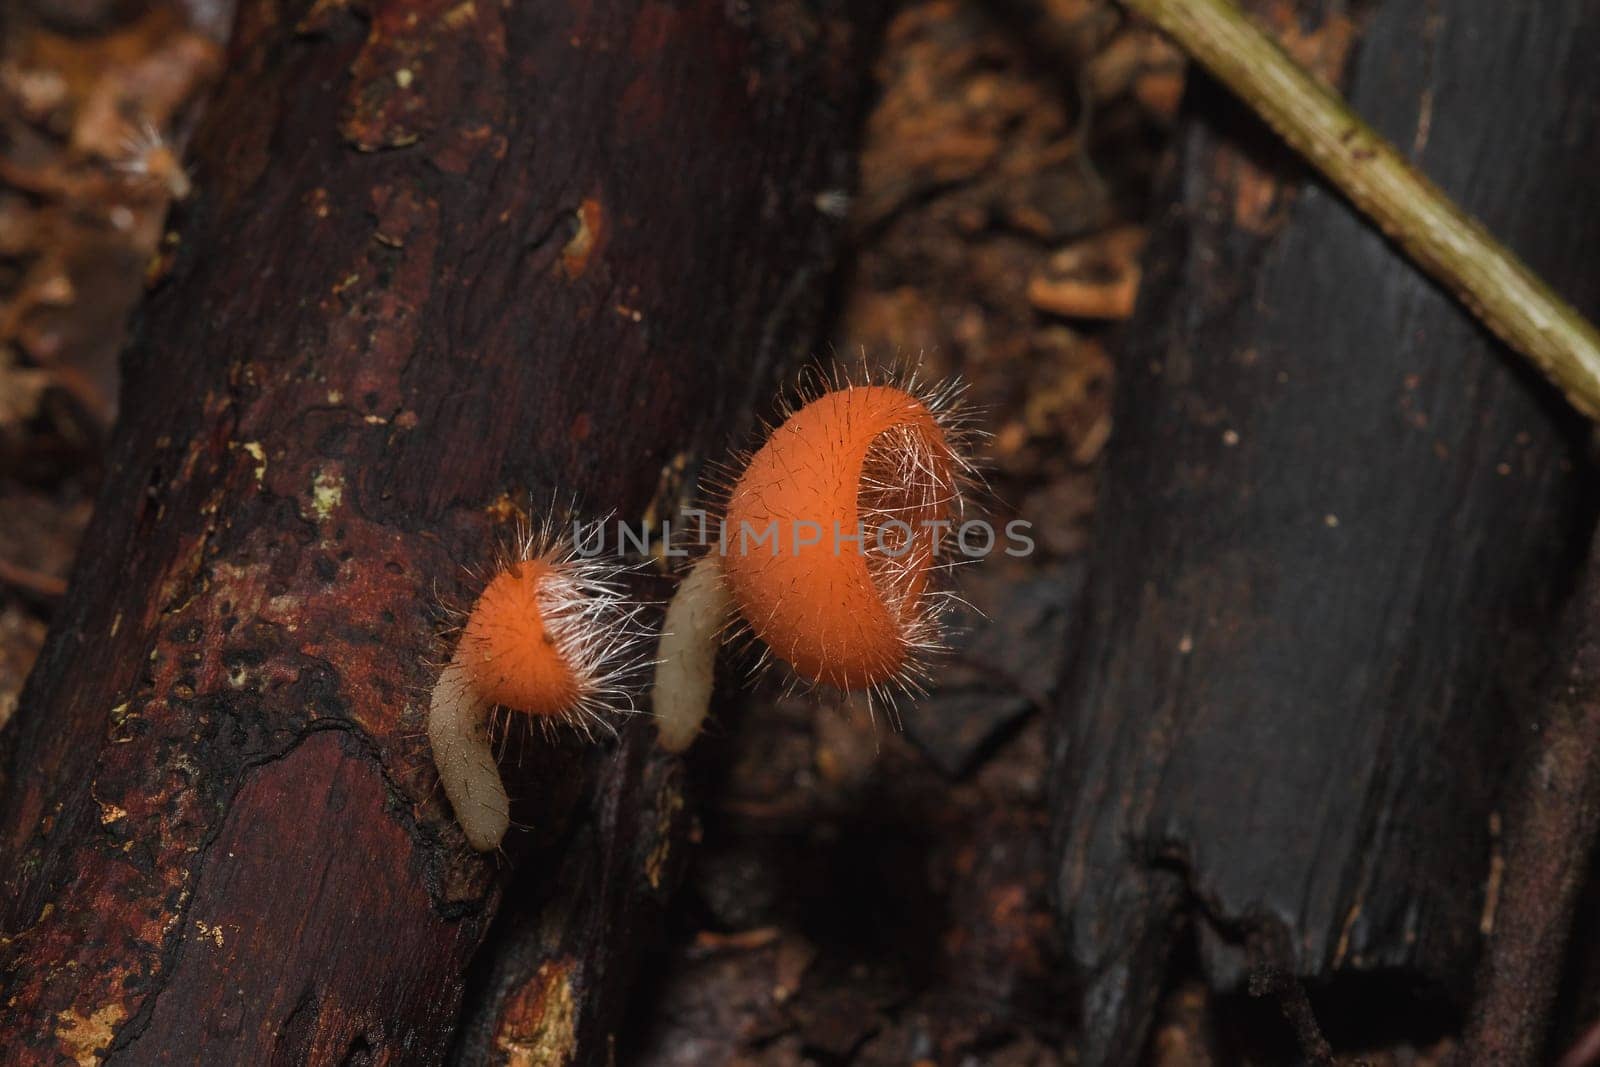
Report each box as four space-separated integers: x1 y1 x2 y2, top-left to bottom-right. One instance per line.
1116 0 1600 419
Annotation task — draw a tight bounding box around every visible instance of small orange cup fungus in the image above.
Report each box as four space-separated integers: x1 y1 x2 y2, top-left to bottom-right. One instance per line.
429 525 645 851
459 558 583 715
653 372 972 751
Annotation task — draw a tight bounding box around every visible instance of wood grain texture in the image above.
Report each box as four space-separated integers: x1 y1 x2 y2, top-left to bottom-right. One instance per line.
1464 525 1600 1064
0 0 876 1061
1050 1 1600 1061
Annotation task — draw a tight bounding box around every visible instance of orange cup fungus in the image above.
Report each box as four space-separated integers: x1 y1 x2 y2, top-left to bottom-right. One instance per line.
653 374 972 751
429 525 644 851
459 558 583 715
723 383 960 689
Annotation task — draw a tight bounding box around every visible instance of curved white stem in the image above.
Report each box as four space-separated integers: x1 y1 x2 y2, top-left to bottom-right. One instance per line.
652 556 733 752
427 652 509 851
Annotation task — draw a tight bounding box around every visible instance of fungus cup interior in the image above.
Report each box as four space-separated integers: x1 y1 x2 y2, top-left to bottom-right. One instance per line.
722 385 957 689
459 558 583 715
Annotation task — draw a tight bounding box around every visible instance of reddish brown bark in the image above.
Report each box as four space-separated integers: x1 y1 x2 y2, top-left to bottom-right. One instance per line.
0 0 876 1061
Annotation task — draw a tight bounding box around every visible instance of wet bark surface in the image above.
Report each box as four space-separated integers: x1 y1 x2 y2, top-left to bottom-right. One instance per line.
0 0 876 1061
1051 0 1600 1062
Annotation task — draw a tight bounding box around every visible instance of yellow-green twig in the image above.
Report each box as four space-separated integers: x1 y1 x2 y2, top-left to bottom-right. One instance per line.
1119 0 1600 418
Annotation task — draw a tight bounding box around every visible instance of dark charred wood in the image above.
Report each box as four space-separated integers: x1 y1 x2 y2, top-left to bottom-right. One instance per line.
0 0 877 1062
1463 524 1600 1064
1051 0 1600 1062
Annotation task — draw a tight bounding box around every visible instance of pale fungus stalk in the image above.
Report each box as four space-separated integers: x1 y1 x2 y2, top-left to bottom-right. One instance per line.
652 555 734 753
427 653 509 852
428 522 647 851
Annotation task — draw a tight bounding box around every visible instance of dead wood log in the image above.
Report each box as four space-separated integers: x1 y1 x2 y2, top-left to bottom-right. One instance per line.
1464 523 1600 1064
0 0 877 1061
1050 0 1600 1061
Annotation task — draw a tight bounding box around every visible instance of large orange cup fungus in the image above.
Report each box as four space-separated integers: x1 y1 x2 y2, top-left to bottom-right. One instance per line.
653 375 971 752
725 385 958 688
429 526 645 851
